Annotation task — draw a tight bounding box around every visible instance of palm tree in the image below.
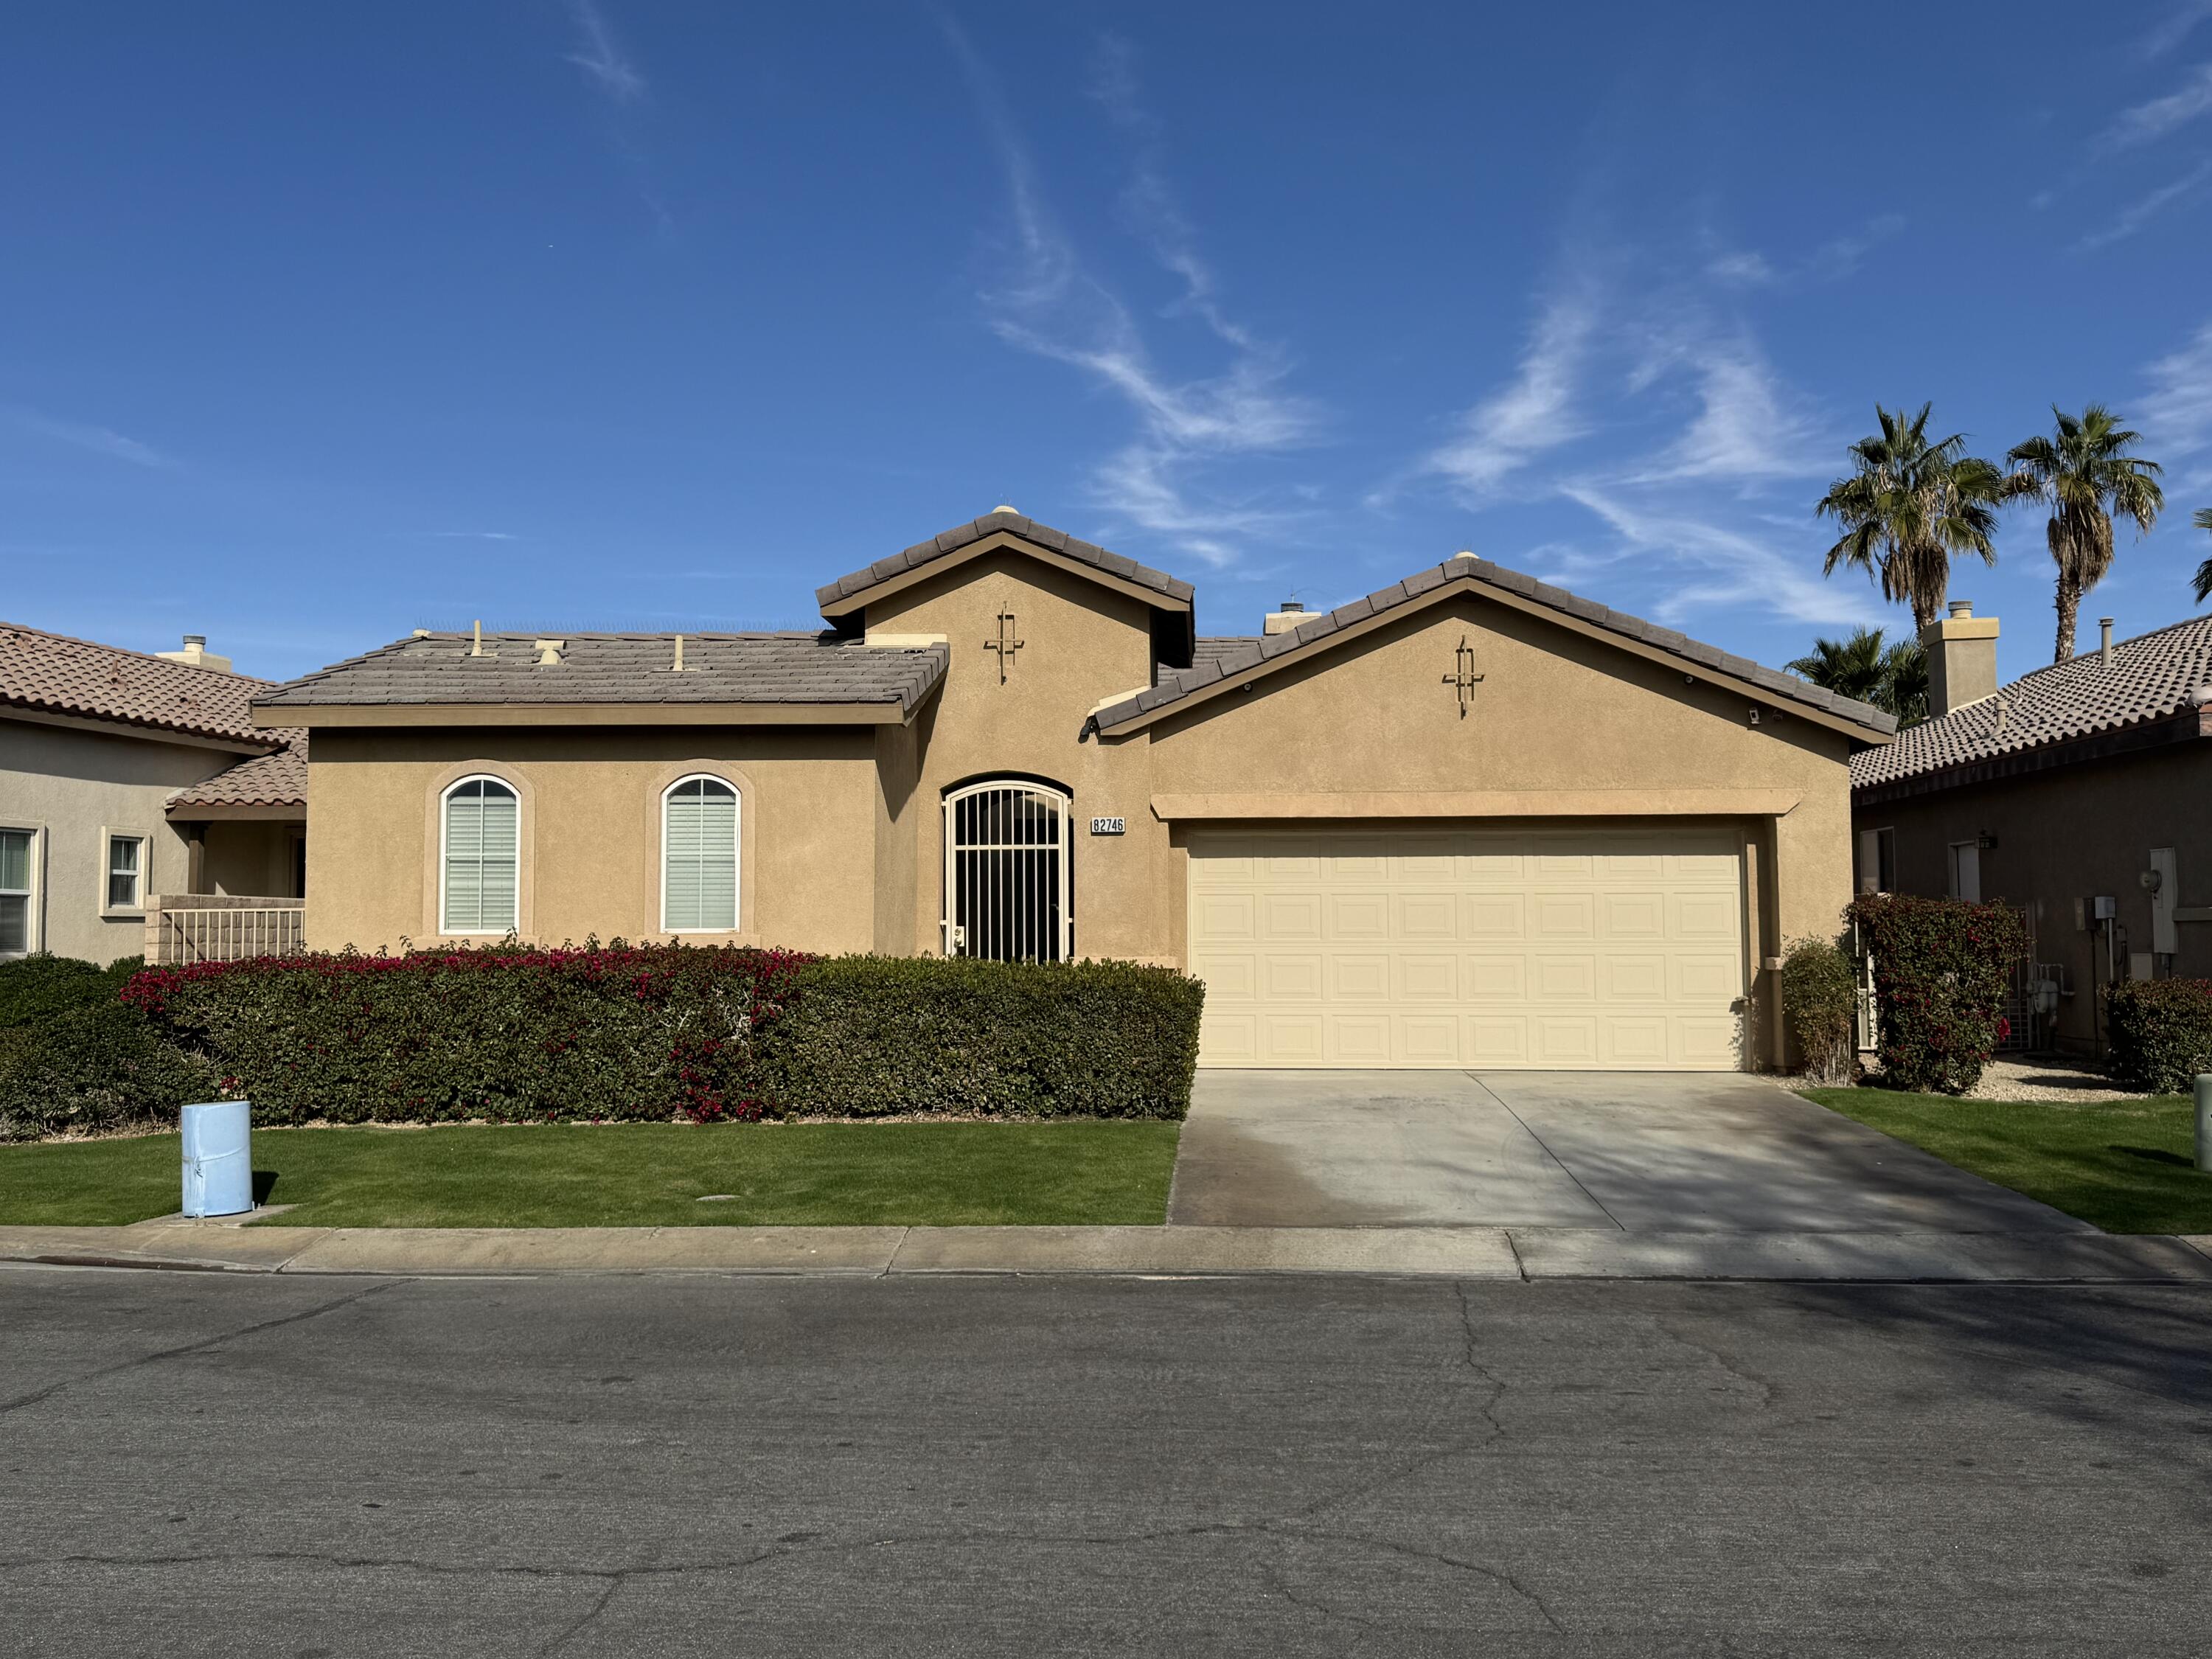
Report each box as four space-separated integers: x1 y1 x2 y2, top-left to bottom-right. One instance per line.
2006 406 2163 661
2192 507 2212 605
1786 626 1928 727
1816 404 2006 630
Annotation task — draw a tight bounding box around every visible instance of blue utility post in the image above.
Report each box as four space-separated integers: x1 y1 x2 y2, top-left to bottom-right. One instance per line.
180 1101 253 1217
2196 1077 2212 1175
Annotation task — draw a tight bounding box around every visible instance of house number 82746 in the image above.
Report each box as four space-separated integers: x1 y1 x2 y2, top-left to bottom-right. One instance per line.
1090 816 1126 836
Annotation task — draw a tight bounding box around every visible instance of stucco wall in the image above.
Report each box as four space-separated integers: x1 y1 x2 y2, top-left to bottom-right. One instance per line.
0 715 235 963
1854 742 2212 1053
199 821 302 899
302 727 883 953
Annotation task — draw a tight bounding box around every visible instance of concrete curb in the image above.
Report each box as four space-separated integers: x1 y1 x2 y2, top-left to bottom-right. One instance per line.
4 1221 2211 1283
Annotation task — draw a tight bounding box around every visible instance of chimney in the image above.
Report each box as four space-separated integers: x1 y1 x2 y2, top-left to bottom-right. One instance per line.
155 633 234 674
2100 617 2114 667
1264 600 1312 637
1922 599 1999 717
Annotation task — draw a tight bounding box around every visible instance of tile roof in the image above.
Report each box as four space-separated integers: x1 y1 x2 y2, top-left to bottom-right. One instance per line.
167 731 309 812
1092 557 1897 736
815 508 1196 615
1850 613 2212 793
0 621 279 748
255 631 949 714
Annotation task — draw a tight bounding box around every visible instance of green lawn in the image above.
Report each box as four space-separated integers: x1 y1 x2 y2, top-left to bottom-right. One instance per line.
0 1120 1183 1228
1801 1087 2212 1235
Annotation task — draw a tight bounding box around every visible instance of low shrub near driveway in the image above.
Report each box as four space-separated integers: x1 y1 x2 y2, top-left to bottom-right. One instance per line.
2104 979 2212 1094
0 955 218 1142
121 945 1205 1128
1848 894 2028 1095
1779 936 1857 1084
755 955 1205 1120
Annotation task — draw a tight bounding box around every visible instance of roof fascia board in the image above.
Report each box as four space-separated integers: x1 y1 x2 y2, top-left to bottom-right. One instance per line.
164 801 305 822
1094 576 1891 742
821 530 1193 621
3 703 274 754
1152 789 1803 821
1854 707 2212 806
255 701 916 730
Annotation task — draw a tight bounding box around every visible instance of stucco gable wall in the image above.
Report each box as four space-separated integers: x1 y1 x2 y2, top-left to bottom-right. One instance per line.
860 551 1170 959
1130 594 1858 989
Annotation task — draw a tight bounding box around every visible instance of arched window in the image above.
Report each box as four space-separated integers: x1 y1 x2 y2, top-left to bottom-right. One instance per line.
440 776 520 934
662 775 740 932
942 779 1071 961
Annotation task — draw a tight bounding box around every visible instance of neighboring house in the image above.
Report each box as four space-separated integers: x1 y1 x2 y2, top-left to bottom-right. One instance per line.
257 507 1893 1071
1851 602 2212 1055
1 624 307 964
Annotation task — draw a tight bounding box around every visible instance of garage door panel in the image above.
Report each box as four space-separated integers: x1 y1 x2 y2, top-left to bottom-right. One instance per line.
1190 829 1745 1070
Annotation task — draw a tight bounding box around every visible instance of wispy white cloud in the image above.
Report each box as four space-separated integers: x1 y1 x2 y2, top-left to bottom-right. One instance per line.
1413 288 1597 504
2095 61 2212 153
941 19 1318 565
1705 251 1775 288
1705 215 1902 289
1559 482 1880 630
564 0 646 104
7 408 178 470
1626 338 1829 484
2076 157 2212 248
2141 319 2212 469
2139 1 2212 60
421 530 521 542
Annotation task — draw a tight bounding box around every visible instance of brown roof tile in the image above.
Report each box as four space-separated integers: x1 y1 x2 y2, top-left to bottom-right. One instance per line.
1850 614 2212 793
0 622 277 748
167 732 309 811
255 631 949 713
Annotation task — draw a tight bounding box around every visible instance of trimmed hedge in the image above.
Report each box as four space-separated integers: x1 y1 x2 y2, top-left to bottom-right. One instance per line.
1779 936 1857 1085
0 956 219 1142
754 955 1205 1120
120 944 1205 1127
127 944 810 1125
1847 893 2029 1095
2104 979 2212 1095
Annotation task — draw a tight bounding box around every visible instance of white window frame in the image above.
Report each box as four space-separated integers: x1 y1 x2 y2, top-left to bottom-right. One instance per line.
100 827 147 917
0 824 41 958
438 775 522 936
942 778 1073 961
659 773 741 934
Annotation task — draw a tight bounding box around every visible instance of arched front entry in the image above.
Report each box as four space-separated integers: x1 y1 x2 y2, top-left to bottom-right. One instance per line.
942 778 1072 961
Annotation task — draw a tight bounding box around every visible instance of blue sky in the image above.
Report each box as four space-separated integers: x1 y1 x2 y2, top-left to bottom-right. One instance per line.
6 2 2212 685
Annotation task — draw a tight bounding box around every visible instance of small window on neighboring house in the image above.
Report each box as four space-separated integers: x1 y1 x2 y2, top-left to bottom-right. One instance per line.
104 833 145 911
1876 827 1895 894
662 776 740 932
0 829 32 956
442 777 520 933
1948 840 1981 903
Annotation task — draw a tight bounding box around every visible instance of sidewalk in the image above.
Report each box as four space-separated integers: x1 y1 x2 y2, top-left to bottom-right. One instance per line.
5 1216 2212 1282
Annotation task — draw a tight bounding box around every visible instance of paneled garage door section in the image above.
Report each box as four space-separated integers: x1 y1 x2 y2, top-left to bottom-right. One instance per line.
1189 830 1747 1070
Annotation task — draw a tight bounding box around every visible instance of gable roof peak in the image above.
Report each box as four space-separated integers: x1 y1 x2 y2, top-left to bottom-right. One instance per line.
816 509 1195 618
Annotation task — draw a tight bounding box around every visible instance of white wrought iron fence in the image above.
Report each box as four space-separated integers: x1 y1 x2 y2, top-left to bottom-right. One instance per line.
145 896 306 965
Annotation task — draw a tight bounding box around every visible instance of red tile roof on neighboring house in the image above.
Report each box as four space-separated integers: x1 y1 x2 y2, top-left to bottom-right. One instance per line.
165 731 310 813
0 621 279 748
1850 613 2212 796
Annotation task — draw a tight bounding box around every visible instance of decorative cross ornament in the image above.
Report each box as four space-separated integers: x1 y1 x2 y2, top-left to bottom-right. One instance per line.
984 605 1026 684
1442 634 1484 717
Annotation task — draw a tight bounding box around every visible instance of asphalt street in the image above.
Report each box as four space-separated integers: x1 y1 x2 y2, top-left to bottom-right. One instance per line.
5 1266 2211 1657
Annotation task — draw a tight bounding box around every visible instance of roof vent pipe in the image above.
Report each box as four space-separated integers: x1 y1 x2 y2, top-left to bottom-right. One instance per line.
2100 618 2114 667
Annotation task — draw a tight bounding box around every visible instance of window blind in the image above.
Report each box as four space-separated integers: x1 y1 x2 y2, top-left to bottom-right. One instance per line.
444 780 519 932
664 778 738 931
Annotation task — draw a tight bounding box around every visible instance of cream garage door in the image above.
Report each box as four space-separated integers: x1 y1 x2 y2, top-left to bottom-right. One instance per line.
1188 829 1747 1070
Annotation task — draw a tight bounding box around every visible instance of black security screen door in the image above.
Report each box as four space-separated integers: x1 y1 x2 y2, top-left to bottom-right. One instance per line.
943 781 1071 962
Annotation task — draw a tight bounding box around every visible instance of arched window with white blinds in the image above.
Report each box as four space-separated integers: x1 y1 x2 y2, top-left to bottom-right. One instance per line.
662 775 740 932
441 776 520 934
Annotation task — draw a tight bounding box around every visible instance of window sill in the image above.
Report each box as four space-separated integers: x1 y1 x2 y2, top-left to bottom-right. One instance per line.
101 908 146 921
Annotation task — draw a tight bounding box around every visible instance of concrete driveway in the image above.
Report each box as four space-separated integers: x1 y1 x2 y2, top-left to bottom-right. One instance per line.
1169 1071 2092 1234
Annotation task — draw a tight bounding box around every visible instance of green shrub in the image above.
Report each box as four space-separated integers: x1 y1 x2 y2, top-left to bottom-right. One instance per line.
121 945 1205 1128
1780 936 1858 1085
1846 894 2029 1095
127 942 809 1126
754 956 1205 1120
0 954 216 1141
2104 979 2212 1094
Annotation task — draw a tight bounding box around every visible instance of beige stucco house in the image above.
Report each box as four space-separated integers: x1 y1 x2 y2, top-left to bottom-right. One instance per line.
1852 602 2212 1056
1 625 307 964
257 509 1893 1070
